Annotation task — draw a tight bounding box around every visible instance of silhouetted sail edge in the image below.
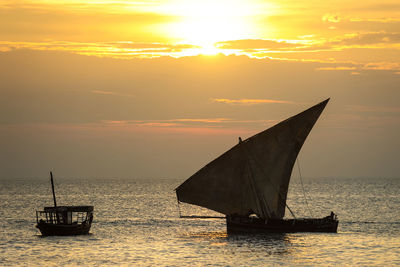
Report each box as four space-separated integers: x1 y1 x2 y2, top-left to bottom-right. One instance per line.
176 99 329 219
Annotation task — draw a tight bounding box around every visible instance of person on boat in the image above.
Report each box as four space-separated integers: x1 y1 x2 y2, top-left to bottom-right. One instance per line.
324 211 335 220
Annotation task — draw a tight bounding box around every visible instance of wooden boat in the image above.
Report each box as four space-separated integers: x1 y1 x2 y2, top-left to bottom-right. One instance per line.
226 214 338 233
36 172 94 236
176 99 339 233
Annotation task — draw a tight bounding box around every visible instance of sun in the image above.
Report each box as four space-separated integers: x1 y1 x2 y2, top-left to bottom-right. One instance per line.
158 0 258 54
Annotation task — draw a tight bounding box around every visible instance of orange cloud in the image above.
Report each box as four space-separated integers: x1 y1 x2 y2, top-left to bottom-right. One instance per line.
215 39 302 50
99 118 279 131
362 62 400 71
95 120 255 136
335 32 400 46
211 98 296 105
323 14 341 23
0 41 201 58
91 90 134 98
101 118 231 125
316 66 357 71
349 18 400 23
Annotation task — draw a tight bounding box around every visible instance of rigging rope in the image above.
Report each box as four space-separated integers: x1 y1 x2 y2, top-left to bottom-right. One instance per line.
240 142 297 219
177 199 182 218
296 157 313 217
177 198 225 219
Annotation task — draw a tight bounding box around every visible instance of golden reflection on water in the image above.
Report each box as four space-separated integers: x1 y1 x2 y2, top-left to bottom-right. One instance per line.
177 228 399 264
183 231 228 239
180 230 295 255
2 177 400 265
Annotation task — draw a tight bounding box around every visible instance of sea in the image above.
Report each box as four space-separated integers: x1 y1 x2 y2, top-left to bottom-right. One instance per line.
1 176 399 266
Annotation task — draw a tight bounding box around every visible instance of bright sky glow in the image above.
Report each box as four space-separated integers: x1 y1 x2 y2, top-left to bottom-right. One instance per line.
0 0 399 179
0 0 399 63
155 0 266 54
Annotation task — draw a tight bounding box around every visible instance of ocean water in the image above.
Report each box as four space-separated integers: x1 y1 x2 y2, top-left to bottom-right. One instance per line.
1 177 399 266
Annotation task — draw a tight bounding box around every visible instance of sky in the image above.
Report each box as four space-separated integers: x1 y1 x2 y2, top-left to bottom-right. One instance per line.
0 0 399 179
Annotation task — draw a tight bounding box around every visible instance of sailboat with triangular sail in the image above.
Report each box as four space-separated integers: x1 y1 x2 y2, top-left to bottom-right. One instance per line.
175 99 338 233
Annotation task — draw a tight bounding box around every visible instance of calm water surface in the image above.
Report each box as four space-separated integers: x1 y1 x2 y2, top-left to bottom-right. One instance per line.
1 177 399 266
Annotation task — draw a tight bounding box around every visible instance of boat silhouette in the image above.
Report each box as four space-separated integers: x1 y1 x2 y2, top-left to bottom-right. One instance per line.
36 172 94 236
176 99 338 233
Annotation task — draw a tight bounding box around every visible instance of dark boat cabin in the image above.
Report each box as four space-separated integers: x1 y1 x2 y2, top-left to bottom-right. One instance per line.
36 206 93 226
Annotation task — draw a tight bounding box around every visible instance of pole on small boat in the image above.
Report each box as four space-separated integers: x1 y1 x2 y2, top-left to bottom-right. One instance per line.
50 171 57 207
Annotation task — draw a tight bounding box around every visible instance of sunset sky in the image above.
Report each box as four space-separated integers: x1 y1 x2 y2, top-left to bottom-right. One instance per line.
1 0 399 179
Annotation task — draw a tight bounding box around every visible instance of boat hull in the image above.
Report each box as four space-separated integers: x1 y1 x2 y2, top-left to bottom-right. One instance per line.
36 222 92 236
226 215 338 233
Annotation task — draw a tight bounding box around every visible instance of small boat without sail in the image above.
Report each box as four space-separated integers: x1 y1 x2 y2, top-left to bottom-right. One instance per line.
36 172 94 236
176 99 338 233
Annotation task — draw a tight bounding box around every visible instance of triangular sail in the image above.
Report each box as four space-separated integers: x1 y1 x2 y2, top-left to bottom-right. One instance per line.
176 99 329 219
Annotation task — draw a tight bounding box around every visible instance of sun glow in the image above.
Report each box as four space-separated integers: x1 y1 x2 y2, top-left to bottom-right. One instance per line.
158 0 260 54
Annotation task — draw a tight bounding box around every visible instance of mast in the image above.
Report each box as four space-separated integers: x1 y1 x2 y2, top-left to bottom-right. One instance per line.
50 171 57 207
